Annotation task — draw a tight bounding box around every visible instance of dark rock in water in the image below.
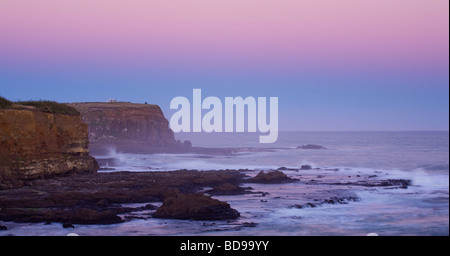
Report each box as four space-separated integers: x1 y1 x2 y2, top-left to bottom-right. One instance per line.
323 179 412 189
0 170 246 225
306 202 316 208
0 225 7 230
241 222 257 227
300 165 312 170
277 166 299 171
152 191 240 220
384 179 412 189
95 199 109 207
205 183 251 195
62 223 74 229
290 196 361 209
297 144 326 150
247 171 299 184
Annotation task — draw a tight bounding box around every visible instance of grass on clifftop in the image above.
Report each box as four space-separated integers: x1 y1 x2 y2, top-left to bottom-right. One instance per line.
0 96 12 109
17 100 80 116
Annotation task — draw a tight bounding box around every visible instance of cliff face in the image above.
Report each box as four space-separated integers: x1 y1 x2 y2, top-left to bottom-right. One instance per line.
68 102 182 154
0 107 98 189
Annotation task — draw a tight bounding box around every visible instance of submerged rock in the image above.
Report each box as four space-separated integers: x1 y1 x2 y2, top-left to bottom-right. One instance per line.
297 144 326 150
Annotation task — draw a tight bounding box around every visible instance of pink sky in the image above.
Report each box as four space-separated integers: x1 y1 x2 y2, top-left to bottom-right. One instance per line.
1 0 448 72
0 0 448 131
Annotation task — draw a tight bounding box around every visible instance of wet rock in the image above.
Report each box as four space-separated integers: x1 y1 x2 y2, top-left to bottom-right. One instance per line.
62 223 74 228
95 199 109 207
0 225 7 230
241 222 257 227
277 167 299 171
306 202 316 208
205 183 251 195
291 196 361 209
383 179 411 189
0 170 247 225
247 171 299 184
300 165 312 170
323 179 412 189
98 167 116 171
153 191 240 220
297 144 326 150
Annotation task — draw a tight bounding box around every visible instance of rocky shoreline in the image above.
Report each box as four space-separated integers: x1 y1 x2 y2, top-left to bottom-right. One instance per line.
0 167 412 230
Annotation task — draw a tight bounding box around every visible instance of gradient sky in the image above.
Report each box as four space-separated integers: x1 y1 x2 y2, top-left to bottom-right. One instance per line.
0 0 448 131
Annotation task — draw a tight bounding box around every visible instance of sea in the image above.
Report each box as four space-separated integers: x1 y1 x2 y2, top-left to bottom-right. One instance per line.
1 131 448 236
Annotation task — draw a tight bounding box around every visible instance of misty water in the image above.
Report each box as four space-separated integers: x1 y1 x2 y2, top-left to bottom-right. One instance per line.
1 131 448 236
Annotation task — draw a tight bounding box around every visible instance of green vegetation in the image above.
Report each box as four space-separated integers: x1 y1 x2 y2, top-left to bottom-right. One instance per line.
0 96 12 108
1 97 79 116
17 100 80 116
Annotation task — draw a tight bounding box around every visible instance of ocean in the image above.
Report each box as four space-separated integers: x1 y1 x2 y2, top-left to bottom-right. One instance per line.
1 131 448 236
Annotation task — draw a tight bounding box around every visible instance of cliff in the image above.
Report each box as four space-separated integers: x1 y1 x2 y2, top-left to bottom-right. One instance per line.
0 103 98 189
68 102 186 154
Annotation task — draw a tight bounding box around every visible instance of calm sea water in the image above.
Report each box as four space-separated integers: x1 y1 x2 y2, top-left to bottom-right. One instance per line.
1 131 448 236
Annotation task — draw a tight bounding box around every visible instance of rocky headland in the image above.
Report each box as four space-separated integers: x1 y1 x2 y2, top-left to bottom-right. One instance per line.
0 100 98 189
67 102 190 154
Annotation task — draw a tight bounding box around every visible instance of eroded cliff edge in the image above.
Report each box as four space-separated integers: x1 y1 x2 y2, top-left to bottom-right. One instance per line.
0 104 98 189
68 102 189 155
